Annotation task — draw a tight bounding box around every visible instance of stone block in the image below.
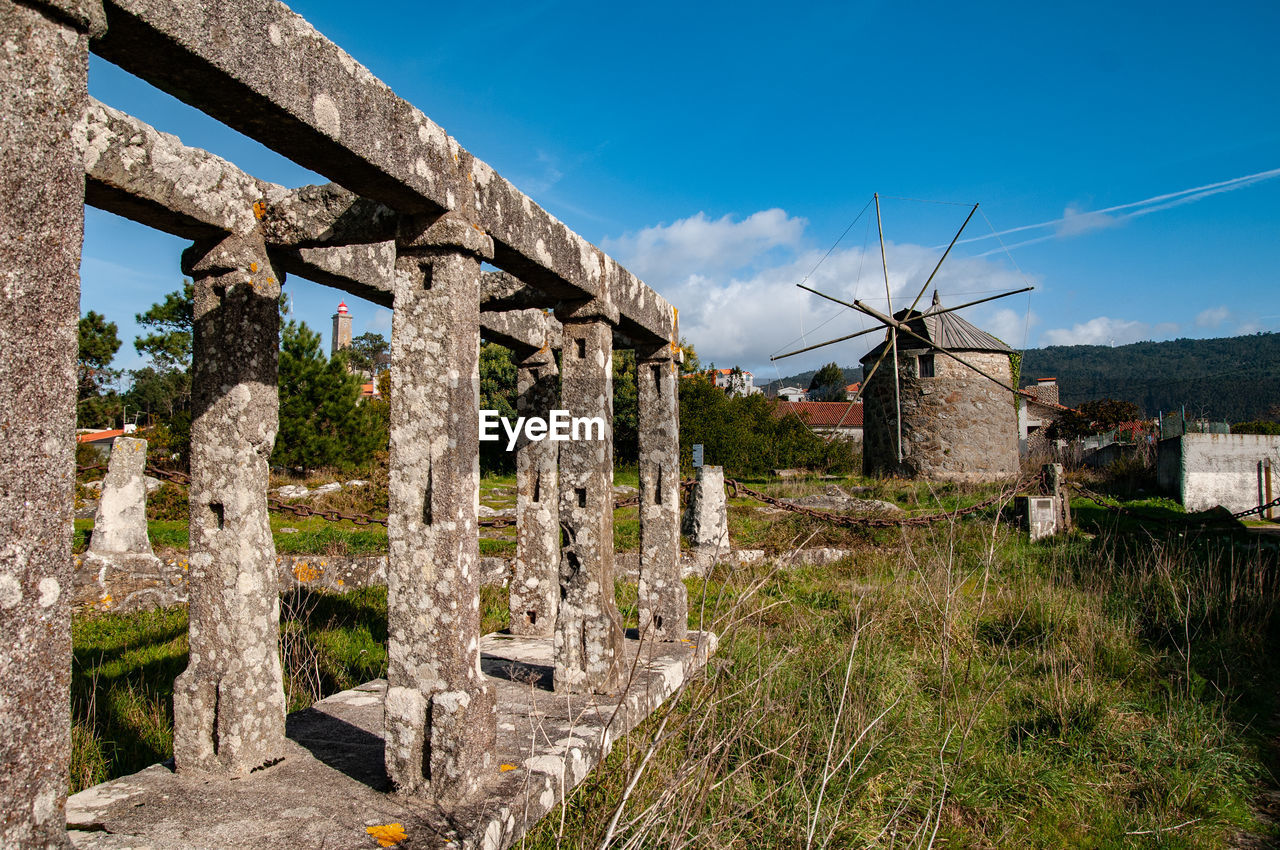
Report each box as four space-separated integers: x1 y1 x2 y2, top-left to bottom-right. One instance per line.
89 437 155 557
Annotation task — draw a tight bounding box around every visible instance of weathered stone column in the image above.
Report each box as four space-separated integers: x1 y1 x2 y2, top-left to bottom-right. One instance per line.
510 345 560 636
0 1 95 844
684 465 729 574
554 304 625 693
637 345 686 642
384 213 496 802
173 232 287 777
88 437 155 558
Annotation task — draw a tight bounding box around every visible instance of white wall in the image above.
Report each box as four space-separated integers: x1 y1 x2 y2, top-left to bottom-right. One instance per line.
1159 433 1280 513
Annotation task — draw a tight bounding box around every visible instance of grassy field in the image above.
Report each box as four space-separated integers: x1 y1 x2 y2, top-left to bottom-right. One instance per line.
67 472 1280 847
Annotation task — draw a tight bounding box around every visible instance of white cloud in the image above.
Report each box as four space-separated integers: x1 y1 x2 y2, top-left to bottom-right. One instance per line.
606 209 1036 375
1042 316 1161 347
602 209 808 284
980 307 1040 350
1195 305 1230 328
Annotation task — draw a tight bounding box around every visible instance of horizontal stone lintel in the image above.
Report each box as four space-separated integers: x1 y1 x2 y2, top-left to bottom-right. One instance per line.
78 101 651 346
86 0 675 344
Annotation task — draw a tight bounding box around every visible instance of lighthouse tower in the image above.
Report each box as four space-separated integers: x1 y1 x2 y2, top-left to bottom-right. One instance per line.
331 300 353 356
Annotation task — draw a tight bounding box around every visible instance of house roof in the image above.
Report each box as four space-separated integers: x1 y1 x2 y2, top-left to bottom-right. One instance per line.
860 291 1011 363
1016 389 1075 413
76 428 127 444
774 400 864 428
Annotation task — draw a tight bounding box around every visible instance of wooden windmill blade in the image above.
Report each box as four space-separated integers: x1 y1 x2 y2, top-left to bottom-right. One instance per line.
782 195 1032 473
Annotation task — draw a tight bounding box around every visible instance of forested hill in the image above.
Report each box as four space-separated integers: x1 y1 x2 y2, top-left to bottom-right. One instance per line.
1019 332 1280 421
757 332 1280 422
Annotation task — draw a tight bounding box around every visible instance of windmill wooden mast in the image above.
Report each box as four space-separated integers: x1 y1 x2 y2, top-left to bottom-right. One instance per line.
772 196 1033 475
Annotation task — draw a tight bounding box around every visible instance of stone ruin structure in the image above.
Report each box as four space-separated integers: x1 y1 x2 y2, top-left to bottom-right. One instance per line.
861 293 1019 482
0 0 703 844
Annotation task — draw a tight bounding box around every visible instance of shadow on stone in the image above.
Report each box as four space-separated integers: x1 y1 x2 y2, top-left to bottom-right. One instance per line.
285 706 390 792
480 653 553 692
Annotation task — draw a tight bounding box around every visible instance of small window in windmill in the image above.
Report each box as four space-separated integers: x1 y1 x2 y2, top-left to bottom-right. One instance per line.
918 354 935 378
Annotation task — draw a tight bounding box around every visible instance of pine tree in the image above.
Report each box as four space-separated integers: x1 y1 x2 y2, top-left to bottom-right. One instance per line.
273 321 382 472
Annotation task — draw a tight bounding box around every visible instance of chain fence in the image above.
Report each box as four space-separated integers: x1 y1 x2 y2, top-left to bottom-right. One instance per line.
77 464 697 529
1069 480 1280 527
82 461 1278 533
723 477 1027 529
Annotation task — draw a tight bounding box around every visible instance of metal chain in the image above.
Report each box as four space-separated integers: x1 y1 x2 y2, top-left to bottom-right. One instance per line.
1068 481 1280 526
723 477 1021 528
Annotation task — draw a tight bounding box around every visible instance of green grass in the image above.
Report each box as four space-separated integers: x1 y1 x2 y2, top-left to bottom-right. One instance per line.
68 469 1280 846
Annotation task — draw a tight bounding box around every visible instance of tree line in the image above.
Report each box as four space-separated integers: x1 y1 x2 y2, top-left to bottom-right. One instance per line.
80 286 857 478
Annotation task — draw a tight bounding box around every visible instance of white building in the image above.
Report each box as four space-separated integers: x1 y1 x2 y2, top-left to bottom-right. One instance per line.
709 368 761 397
775 385 809 402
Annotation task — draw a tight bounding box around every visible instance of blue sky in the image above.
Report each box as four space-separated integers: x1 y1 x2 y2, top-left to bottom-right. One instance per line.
82 0 1280 385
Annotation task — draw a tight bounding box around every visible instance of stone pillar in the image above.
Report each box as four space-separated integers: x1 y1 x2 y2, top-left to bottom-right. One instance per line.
683 465 729 571
637 346 686 642
88 438 155 557
0 1 95 844
554 306 625 694
384 214 495 802
509 345 559 637
173 232 286 777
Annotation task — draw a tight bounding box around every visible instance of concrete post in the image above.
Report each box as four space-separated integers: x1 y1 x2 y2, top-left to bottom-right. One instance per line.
173 232 287 777
510 346 560 637
684 465 729 554
88 438 155 557
0 1 94 844
554 307 625 694
384 214 496 802
637 347 686 642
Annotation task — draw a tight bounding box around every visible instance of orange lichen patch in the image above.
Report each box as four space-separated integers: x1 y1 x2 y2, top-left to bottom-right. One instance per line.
336 578 344 587
499 763 518 772
249 261 258 273
293 562 322 583
366 823 407 847
252 200 266 219
99 594 113 609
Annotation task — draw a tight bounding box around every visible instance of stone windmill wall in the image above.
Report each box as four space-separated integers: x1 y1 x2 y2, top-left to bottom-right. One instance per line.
863 346 1019 482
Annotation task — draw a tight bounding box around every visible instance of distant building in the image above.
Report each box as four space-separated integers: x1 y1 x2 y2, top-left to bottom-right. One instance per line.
860 292 1018 482
76 425 142 459
775 400 863 441
1017 378 1071 456
708 368 761 397
331 300 353 356
775 385 809 402
845 382 861 400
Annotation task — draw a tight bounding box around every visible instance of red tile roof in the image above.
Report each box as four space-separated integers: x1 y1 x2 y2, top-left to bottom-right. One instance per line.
774 400 864 427
76 428 126 444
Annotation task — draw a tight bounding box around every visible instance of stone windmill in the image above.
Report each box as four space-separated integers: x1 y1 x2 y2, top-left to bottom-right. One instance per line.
773 195 1032 482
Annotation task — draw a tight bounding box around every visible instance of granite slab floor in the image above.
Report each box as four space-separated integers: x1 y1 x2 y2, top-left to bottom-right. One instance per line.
67 631 717 849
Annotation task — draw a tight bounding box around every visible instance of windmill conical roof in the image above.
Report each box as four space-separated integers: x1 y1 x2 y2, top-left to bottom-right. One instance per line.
859 292 1011 364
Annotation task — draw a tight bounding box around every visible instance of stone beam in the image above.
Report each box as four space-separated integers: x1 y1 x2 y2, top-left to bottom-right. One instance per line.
76 103 611 340
480 308 561 356
78 99 267 240
90 0 676 345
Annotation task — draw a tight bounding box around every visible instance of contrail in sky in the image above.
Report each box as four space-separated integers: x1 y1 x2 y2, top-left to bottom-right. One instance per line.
959 166 1280 257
